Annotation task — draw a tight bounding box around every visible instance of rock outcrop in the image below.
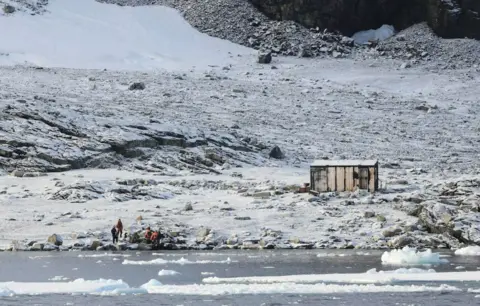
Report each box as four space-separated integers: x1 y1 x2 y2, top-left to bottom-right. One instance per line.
248 0 480 39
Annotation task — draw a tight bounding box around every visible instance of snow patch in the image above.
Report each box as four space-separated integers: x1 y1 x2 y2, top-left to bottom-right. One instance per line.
0 0 253 71
381 247 448 265
158 269 180 276
455 246 480 256
122 257 235 265
352 25 395 45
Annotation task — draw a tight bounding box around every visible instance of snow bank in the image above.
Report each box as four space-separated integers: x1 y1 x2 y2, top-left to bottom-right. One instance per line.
158 269 180 276
381 247 448 265
0 278 131 295
455 246 480 256
143 283 460 295
352 24 395 44
203 271 480 285
0 0 252 71
122 257 234 265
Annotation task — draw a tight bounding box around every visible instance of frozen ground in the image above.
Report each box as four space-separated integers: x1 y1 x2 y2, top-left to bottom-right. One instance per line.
0 0 479 251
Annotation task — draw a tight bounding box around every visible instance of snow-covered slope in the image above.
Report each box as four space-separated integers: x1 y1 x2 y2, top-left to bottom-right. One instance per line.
0 0 254 70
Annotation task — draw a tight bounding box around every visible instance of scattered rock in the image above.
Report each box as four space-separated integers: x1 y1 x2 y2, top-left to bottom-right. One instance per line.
382 227 402 238
3 5 15 14
30 243 44 251
253 191 271 199
234 216 251 221
258 51 272 64
47 234 63 246
364 211 376 218
128 82 145 90
388 235 413 248
376 215 387 222
184 203 193 211
269 146 284 159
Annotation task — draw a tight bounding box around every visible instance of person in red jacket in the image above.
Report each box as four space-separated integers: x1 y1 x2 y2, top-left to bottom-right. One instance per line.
116 219 123 238
144 227 152 241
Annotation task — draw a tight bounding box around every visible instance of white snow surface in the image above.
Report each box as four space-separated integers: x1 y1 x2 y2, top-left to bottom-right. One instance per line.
202 271 480 285
352 24 395 44
158 269 181 276
381 247 449 265
455 246 480 256
0 0 253 71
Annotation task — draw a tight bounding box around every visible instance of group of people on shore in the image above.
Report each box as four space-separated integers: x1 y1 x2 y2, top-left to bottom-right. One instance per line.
110 219 164 246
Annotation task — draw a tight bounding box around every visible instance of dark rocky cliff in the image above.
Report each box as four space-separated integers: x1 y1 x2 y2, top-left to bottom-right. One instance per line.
248 0 480 39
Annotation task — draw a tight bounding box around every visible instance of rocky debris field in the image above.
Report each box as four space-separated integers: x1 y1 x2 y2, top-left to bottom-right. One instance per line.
0 59 479 251
1 167 480 252
94 0 480 69
4 0 480 69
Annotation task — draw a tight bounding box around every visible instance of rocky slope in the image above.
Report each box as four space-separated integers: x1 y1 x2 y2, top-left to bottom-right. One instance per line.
0 60 480 251
248 0 480 40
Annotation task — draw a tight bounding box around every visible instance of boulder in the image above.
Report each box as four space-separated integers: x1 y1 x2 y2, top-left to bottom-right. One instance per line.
382 227 402 238
89 240 102 250
234 216 251 221
47 234 63 246
43 243 58 251
258 51 272 64
3 5 15 14
30 243 44 251
253 191 271 199
364 211 376 218
128 82 145 90
196 227 211 242
376 214 387 222
388 235 413 248
184 203 193 211
269 146 284 159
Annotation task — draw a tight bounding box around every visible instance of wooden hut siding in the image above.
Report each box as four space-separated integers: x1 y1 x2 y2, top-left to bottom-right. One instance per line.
310 160 378 193
345 167 354 190
336 167 345 191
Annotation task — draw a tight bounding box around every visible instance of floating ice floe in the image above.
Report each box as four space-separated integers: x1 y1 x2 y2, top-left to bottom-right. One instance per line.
381 247 448 265
316 251 371 258
366 268 436 274
0 279 132 296
158 269 180 276
455 246 480 256
142 283 460 295
122 257 235 265
48 276 70 281
202 270 480 285
78 253 131 258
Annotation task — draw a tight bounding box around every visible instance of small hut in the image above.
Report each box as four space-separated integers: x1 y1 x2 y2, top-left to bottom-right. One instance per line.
310 160 378 193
